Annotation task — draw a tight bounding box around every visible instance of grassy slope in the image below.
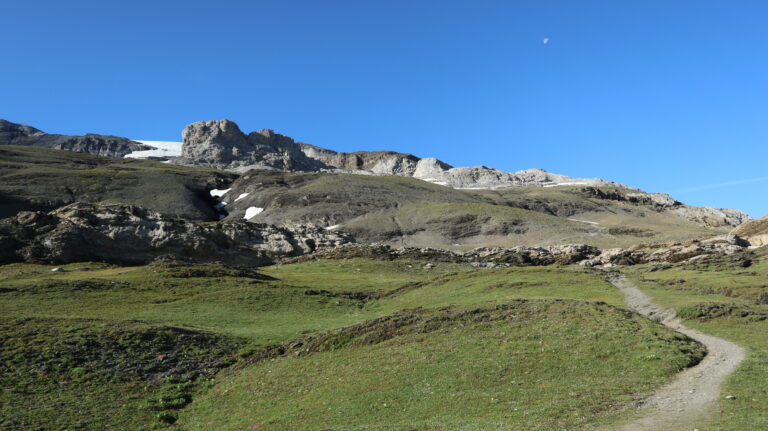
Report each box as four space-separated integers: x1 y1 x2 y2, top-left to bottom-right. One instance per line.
219 171 727 248
1 318 239 429
474 186 729 247
181 301 702 431
623 248 768 430
0 145 235 220
1 259 704 430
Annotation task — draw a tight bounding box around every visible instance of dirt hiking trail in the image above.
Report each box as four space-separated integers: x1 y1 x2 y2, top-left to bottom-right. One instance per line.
609 276 745 431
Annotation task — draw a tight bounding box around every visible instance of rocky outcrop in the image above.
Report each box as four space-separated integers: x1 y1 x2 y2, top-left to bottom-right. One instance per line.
732 216 768 247
0 119 150 158
578 234 751 267
668 206 752 228
581 187 751 228
300 144 424 175
297 236 751 268
464 244 602 265
297 243 602 267
412 166 625 189
175 120 328 172
0 203 353 266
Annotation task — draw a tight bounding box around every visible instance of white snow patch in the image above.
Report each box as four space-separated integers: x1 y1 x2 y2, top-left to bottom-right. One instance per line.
325 225 340 231
568 218 600 225
244 207 264 220
543 182 589 188
124 140 183 159
234 193 249 202
455 186 496 190
214 202 227 210
422 178 450 186
210 188 232 197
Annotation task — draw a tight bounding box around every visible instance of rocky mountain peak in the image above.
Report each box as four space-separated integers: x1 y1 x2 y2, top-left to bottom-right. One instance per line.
176 120 326 173
181 119 250 163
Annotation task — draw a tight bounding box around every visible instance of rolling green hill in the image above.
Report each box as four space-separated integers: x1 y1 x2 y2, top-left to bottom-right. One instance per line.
0 259 705 430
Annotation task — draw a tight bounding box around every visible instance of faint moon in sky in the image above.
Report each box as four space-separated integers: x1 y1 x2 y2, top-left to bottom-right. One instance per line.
543 37 550 44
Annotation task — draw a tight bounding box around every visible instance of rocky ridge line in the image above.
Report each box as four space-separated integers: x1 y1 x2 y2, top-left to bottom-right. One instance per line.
286 232 757 268
173 119 627 189
0 119 150 158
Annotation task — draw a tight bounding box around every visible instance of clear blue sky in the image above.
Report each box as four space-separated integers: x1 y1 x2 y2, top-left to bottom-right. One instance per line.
2 0 766 217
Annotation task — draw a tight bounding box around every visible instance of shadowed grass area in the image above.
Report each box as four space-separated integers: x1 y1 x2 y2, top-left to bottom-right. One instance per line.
0 145 234 220
0 318 240 429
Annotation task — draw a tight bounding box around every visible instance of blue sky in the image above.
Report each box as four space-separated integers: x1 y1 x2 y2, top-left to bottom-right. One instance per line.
2 0 766 216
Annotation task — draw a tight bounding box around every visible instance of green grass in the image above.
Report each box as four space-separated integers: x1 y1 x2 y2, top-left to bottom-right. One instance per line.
623 252 768 430
0 317 239 430
179 301 703 431
0 258 708 430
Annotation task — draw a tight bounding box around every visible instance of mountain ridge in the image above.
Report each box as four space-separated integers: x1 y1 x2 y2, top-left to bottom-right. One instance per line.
0 119 150 158
172 119 631 190
0 118 753 227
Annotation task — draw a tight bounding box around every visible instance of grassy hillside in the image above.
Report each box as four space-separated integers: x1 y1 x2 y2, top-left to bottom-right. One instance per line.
0 146 235 220
1 259 706 430
181 301 701 431
219 171 727 248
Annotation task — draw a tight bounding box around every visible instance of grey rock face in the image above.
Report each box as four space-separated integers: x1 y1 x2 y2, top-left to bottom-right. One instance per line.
0 203 353 266
301 243 602 267
176 120 327 172
0 119 45 142
578 234 751 267
180 119 251 164
669 206 752 228
300 143 424 175
306 235 751 268
582 187 751 228
413 166 627 189
0 119 150 158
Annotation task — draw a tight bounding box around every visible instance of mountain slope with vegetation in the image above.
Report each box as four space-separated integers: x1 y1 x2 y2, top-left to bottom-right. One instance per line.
216 170 736 248
0 146 234 220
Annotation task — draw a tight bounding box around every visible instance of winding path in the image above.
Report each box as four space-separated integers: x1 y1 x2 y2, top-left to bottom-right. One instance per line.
609 276 745 431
